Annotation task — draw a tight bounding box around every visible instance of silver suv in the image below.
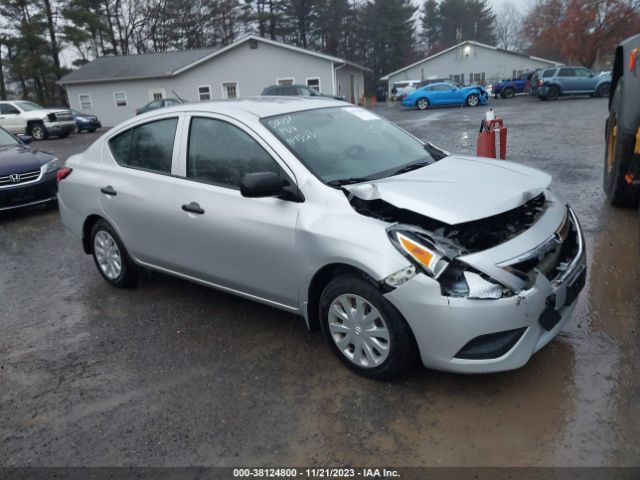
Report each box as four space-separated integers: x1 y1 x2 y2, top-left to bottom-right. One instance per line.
535 66 611 100
58 98 586 379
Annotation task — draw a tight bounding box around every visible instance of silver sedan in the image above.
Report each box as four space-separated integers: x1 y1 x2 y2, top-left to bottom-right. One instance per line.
58 98 586 379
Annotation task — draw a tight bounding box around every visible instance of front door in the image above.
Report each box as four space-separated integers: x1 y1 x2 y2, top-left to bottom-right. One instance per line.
99 114 182 268
172 114 300 308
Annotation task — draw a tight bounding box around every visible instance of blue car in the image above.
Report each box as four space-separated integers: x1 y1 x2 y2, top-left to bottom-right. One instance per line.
402 82 489 110
71 109 102 133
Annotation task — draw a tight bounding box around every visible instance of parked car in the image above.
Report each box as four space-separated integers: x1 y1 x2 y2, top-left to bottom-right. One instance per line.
58 98 586 379
390 80 420 101
493 71 536 99
0 127 61 211
71 109 102 133
603 33 640 207
535 67 611 100
0 100 75 140
400 79 459 100
135 98 184 115
261 84 345 101
402 82 489 110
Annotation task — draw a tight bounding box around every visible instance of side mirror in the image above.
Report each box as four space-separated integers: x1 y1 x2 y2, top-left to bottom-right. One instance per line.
240 172 285 198
17 134 33 144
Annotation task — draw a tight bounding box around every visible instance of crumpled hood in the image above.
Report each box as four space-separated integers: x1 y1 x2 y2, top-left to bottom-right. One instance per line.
344 154 551 225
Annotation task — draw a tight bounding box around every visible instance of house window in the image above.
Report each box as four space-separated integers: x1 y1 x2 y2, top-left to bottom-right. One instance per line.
78 94 92 110
198 85 212 101
222 82 238 99
306 78 320 93
277 78 294 86
114 91 127 107
149 89 165 101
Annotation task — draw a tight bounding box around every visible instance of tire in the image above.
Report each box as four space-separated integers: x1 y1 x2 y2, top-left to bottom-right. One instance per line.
75 126 82 134
466 93 480 106
416 97 429 110
603 78 638 207
502 87 515 99
90 219 139 288
319 274 417 380
596 83 610 98
29 122 48 141
546 85 560 100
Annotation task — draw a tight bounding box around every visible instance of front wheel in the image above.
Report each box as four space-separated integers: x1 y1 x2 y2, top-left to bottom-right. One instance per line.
29 122 47 141
91 220 139 288
502 87 515 99
319 274 417 379
416 97 429 110
466 93 480 106
596 83 610 98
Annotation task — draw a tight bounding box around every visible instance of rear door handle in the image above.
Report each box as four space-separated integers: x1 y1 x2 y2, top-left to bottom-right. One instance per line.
181 202 205 215
101 185 117 196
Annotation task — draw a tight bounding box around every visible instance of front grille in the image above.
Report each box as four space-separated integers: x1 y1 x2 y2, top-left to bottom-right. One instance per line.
500 208 579 286
54 111 73 122
0 169 41 186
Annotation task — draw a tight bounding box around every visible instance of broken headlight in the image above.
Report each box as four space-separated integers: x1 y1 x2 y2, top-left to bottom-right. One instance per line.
388 229 449 278
439 260 512 299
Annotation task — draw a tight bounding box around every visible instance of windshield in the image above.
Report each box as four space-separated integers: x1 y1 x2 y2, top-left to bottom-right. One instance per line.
262 106 433 184
15 101 44 111
0 129 19 146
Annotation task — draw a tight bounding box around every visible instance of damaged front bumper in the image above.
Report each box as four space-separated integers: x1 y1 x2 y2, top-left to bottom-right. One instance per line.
383 202 586 374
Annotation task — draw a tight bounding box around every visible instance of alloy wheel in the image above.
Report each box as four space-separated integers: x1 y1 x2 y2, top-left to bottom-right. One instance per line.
328 294 390 368
94 230 122 280
467 94 479 106
417 98 428 110
31 125 45 140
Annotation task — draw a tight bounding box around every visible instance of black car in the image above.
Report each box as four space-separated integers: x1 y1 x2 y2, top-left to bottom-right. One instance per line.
0 127 61 212
71 109 102 133
135 98 184 115
261 84 345 101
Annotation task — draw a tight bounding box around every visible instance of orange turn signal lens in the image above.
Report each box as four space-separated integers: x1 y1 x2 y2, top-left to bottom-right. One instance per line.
398 233 436 270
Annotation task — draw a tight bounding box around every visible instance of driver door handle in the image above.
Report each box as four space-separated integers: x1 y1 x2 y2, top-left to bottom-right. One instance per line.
181 202 205 215
100 185 117 196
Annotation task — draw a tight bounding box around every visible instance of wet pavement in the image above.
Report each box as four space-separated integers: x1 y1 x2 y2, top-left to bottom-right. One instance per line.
1 96 638 467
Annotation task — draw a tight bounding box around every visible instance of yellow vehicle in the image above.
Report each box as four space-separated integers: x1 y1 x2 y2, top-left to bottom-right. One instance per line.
604 33 640 206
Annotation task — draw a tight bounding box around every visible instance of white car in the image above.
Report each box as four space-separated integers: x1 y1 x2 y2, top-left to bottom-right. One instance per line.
58 98 586 379
391 80 420 101
0 100 75 140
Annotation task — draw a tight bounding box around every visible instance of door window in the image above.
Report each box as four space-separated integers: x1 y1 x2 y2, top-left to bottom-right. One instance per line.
575 69 591 77
0 104 20 114
558 68 576 77
186 117 281 189
108 117 178 174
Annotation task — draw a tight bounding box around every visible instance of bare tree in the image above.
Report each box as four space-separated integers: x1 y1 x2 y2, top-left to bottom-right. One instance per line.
494 2 526 52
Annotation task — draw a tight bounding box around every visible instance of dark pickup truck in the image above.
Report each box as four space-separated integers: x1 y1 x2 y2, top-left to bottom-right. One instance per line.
492 72 535 99
603 33 640 208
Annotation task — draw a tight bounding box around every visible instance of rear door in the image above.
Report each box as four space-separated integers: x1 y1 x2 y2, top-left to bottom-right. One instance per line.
170 113 300 307
557 68 579 91
0 103 25 133
99 113 183 268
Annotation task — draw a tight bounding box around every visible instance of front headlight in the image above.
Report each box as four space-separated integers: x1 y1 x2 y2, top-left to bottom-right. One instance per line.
43 157 59 174
389 229 449 278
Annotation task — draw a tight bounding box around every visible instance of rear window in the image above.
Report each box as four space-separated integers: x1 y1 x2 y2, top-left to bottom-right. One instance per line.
108 117 178 174
542 69 556 78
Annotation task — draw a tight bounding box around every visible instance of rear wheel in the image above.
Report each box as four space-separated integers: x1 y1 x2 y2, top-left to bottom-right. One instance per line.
466 93 480 106
502 87 515 99
603 78 638 207
319 274 417 380
416 97 429 110
90 220 139 288
546 85 560 100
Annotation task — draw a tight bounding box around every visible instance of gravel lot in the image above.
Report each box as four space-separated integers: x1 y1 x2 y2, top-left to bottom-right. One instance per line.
1 95 638 467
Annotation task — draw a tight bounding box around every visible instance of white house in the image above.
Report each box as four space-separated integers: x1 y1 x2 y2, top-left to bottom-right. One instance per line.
59 35 367 127
381 41 562 97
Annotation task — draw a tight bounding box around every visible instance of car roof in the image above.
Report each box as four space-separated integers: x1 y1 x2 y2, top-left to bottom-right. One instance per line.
137 97 348 121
